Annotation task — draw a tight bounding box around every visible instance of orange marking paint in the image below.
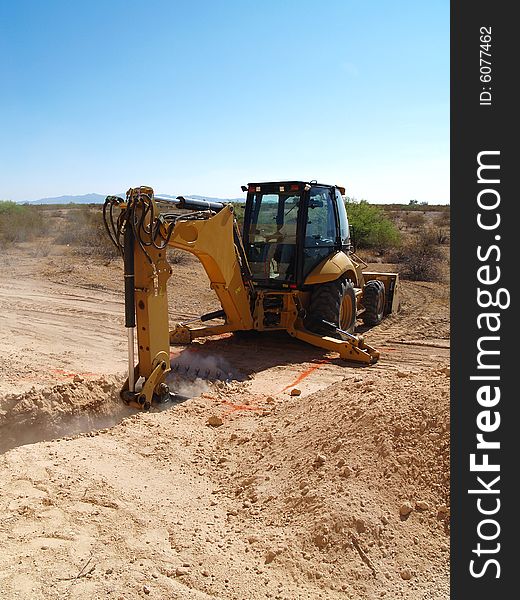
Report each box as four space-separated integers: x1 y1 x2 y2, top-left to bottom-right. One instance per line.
280 359 330 394
221 399 263 415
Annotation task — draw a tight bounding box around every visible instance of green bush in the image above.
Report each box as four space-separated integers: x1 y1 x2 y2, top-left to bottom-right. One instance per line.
345 199 400 252
230 201 245 224
0 201 48 244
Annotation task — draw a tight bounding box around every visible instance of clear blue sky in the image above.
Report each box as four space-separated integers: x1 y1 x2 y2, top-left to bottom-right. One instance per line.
0 0 449 203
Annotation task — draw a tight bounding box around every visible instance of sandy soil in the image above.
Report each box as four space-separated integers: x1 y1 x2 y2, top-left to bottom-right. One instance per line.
0 245 449 599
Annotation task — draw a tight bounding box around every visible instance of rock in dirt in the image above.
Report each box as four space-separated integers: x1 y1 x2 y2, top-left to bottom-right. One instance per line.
416 500 431 511
314 454 327 467
313 533 328 549
400 568 413 580
340 466 354 478
399 502 414 517
355 518 367 533
207 415 224 427
290 388 301 396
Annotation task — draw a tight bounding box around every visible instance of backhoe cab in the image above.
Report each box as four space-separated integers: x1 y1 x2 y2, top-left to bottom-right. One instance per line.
243 181 349 289
242 181 399 335
103 183 399 409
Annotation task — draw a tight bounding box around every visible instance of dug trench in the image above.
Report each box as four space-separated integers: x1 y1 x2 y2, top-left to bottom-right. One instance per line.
0 249 450 599
0 361 249 455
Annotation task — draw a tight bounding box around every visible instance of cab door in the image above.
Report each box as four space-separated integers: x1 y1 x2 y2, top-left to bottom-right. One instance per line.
334 188 351 249
243 186 301 285
302 186 340 279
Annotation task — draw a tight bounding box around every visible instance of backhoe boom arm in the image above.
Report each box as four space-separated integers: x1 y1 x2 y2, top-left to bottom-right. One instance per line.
104 186 253 407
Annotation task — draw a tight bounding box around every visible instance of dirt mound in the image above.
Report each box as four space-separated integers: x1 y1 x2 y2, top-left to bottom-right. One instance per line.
0 376 127 453
0 366 449 599
207 367 450 598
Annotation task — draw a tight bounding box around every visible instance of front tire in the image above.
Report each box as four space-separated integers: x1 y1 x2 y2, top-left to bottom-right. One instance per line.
362 279 385 325
306 278 356 336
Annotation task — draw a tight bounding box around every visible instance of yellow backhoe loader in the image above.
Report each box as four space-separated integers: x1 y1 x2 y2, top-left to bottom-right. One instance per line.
103 183 399 409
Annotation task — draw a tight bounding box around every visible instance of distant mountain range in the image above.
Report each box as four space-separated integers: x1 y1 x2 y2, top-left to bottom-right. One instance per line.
21 193 244 205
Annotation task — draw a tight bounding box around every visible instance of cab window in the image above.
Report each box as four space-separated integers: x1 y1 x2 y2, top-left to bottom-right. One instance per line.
245 191 300 283
335 188 350 246
303 187 337 276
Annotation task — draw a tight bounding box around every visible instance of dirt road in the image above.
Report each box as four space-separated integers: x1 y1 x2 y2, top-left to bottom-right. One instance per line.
0 249 449 599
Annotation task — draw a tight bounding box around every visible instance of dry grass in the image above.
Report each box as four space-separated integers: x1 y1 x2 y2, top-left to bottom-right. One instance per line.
52 205 119 258
393 230 446 282
1 201 118 259
401 211 426 228
0 201 49 245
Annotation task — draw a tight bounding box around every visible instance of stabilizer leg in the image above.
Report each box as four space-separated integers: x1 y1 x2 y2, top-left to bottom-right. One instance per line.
289 323 380 365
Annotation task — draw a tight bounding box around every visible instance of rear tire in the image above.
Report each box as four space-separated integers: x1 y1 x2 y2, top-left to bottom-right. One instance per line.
362 279 385 325
306 278 356 336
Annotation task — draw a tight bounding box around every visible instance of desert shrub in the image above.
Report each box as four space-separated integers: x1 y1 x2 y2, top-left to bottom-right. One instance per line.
384 203 447 213
167 248 187 264
435 209 451 228
345 199 400 252
0 201 49 244
396 230 444 281
53 205 119 258
434 228 450 245
407 200 429 209
402 211 426 228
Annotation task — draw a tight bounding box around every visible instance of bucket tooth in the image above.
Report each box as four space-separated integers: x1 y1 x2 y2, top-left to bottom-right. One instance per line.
168 356 237 383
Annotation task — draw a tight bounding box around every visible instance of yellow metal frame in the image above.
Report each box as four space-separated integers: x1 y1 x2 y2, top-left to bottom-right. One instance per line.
304 251 360 286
